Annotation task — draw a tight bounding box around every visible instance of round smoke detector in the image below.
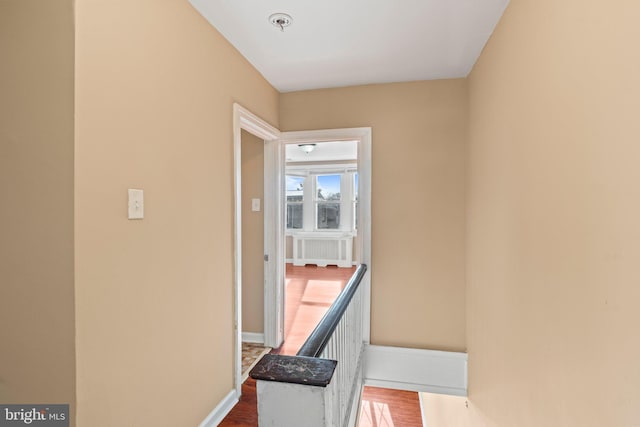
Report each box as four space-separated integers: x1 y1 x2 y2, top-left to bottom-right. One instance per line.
269 13 293 32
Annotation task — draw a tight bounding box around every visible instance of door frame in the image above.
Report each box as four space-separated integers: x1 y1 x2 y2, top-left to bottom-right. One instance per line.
273 127 373 342
233 103 280 396
233 108 373 396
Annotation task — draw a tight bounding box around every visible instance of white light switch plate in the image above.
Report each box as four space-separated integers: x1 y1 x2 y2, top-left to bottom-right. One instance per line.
128 189 144 219
251 198 261 212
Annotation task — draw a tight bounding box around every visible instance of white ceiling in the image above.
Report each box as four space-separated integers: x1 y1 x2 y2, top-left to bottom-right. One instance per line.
190 0 510 92
286 141 358 163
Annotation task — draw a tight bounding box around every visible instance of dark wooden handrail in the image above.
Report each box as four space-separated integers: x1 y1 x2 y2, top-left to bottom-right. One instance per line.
296 264 368 358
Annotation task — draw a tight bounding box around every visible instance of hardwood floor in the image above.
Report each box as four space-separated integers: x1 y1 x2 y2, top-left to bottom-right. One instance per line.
359 386 423 427
273 264 356 355
218 378 258 427
220 383 424 427
221 265 423 426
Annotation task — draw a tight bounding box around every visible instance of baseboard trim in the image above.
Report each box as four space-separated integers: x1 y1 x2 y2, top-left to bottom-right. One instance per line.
286 259 358 266
363 345 467 396
241 332 265 344
198 389 238 427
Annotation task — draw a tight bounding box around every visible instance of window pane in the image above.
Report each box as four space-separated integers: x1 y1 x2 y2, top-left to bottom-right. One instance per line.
317 203 340 229
286 175 304 229
286 176 304 192
317 175 341 201
287 203 303 229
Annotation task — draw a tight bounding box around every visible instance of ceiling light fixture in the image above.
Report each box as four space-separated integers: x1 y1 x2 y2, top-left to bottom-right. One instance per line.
298 143 316 154
269 13 293 32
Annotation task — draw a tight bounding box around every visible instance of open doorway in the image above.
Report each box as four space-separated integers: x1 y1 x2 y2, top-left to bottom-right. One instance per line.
261 128 372 357
233 107 372 397
232 104 280 398
274 140 360 355
238 129 272 379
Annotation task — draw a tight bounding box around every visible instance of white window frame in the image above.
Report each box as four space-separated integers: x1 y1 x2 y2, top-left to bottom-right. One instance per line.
285 174 305 231
284 164 357 235
352 172 358 231
314 173 343 231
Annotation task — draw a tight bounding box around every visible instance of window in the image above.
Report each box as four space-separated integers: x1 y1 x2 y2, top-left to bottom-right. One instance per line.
285 169 357 233
316 174 341 229
286 175 304 229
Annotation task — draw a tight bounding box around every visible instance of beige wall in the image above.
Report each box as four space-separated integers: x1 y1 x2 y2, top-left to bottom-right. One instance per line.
74 0 278 425
467 0 640 425
280 80 467 351
420 392 474 427
0 0 76 423
241 130 264 334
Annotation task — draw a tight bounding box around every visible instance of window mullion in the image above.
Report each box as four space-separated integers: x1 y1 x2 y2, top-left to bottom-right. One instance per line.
340 173 352 232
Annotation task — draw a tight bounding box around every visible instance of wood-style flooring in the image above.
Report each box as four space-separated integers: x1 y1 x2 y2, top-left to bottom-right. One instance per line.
359 386 423 427
219 383 423 427
273 264 356 355
220 265 423 426
219 378 258 427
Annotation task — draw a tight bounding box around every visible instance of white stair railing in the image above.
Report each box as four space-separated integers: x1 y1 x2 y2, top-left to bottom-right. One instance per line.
318 282 364 426
250 264 368 427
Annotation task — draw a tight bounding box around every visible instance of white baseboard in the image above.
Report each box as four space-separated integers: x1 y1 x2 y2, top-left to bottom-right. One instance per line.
364 345 467 396
286 259 358 266
198 389 238 427
241 332 264 344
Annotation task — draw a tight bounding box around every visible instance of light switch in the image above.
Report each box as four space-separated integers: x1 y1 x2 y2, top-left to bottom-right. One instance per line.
251 198 261 212
128 189 144 219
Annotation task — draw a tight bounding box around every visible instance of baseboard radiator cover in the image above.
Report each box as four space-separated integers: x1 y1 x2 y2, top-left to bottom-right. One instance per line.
292 232 353 268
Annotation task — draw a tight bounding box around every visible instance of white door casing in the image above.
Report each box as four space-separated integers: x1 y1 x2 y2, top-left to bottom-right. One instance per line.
234 104 373 398
276 128 373 341
233 104 280 397
263 138 285 349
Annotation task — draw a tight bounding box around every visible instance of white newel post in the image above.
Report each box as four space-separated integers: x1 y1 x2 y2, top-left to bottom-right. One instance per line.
256 379 337 427
250 265 368 427
250 355 338 427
